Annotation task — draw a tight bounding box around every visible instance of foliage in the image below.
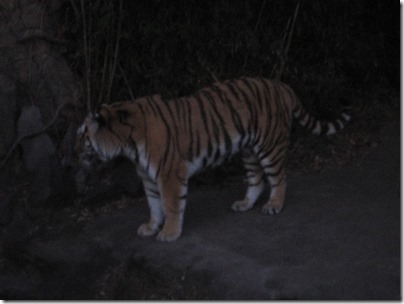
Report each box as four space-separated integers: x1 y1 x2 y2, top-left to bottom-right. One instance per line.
66 0 398 112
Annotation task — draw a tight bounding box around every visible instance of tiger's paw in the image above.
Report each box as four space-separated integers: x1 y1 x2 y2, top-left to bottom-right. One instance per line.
231 199 253 212
137 223 159 237
156 227 182 242
262 201 283 215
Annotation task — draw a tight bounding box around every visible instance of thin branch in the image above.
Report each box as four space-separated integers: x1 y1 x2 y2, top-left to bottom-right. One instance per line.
284 1 300 62
69 0 80 22
80 0 91 113
254 0 267 33
118 62 135 102
106 0 123 104
97 44 110 105
197 53 219 82
272 1 300 80
18 29 72 46
206 65 219 83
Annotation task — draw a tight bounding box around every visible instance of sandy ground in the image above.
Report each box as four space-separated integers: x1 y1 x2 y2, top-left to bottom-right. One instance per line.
0 122 400 300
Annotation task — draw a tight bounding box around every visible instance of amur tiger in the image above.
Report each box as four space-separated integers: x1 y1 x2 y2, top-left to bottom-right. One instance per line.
76 77 350 242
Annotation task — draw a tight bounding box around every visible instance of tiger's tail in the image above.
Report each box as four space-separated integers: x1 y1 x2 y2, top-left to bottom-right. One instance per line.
293 101 351 135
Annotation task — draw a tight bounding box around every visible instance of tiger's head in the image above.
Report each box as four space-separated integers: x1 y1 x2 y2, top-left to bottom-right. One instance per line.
75 102 144 191
76 103 141 162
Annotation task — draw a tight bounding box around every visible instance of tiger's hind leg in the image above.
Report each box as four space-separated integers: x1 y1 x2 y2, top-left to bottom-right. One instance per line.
232 149 266 212
259 144 288 215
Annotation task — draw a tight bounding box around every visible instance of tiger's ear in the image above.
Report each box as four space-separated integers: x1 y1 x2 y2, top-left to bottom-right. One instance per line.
117 109 129 122
94 110 108 127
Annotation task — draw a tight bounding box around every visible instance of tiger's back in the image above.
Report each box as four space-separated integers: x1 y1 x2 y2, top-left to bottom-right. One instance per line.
134 78 296 175
76 77 350 241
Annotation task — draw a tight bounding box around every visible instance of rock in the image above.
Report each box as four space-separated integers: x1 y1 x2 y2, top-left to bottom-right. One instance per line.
1 201 35 266
0 74 16 159
0 192 14 226
16 106 74 206
60 123 80 168
81 158 142 206
110 158 142 197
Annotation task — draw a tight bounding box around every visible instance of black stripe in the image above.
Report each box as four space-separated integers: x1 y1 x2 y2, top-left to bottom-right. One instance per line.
213 148 221 163
247 178 265 187
239 78 259 135
146 96 160 117
229 80 255 140
232 80 256 119
250 78 265 113
200 90 223 150
145 187 160 197
161 99 183 162
148 99 175 181
202 157 208 167
320 121 329 135
195 130 201 157
306 115 316 131
195 93 213 158
246 171 260 178
261 79 274 127
264 163 284 178
256 132 286 160
217 83 246 138
202 90 233 153
185 98 194 160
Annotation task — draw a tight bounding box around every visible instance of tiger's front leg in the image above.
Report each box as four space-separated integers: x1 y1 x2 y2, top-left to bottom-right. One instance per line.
156 175 188 242
137 178 164 237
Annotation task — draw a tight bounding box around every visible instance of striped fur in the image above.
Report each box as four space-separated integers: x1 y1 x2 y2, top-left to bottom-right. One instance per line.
76 77 350 241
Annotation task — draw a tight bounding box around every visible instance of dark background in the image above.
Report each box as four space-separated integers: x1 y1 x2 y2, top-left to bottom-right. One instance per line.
69 0 399 103
0 0 400 299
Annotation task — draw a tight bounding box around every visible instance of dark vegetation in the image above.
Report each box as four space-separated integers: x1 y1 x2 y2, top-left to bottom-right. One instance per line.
69 0 399 98
66 0 399 175
0 0 399 300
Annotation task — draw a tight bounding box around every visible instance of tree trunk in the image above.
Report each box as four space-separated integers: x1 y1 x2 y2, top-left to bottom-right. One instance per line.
0 0 81 159
0 0 82 206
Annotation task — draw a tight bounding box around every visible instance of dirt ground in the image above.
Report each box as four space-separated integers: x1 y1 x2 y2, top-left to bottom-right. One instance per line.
0 117 400 300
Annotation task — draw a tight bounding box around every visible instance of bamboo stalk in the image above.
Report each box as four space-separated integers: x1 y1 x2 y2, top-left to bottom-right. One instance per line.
254 0 267 33
106 0 123 104
80 0 91 113
272 1 300 80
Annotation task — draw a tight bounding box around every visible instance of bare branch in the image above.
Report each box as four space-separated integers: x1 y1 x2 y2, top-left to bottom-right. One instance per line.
18 29 72 46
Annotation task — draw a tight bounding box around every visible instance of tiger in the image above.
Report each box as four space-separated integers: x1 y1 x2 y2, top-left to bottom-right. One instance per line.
76 77 350 242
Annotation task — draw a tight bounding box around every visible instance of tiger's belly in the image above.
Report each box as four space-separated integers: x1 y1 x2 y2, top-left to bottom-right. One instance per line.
187 137 242 177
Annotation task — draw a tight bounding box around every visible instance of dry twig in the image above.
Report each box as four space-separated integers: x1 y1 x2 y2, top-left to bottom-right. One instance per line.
271 1 300 80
